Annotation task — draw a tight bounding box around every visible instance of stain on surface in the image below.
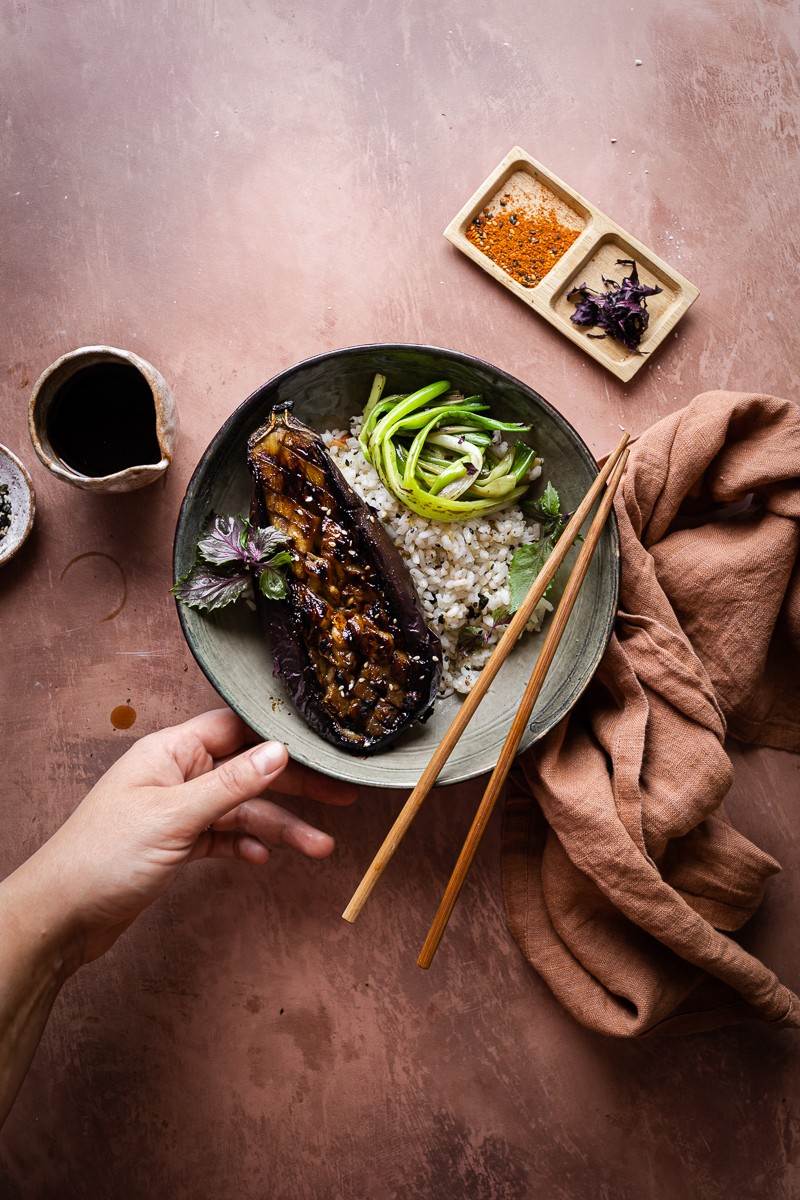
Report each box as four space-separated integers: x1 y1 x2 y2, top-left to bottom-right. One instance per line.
60 551 127 622
110 703 136 730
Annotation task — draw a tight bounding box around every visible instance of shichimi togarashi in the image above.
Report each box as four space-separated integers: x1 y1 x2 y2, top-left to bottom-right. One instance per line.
466 195 581 287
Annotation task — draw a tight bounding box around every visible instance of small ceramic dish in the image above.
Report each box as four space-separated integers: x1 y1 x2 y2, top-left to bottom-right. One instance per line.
173 344 619 789
0 444 35 566
28 345 178 492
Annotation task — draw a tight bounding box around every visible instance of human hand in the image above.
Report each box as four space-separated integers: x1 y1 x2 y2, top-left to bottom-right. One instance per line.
7 708 356 972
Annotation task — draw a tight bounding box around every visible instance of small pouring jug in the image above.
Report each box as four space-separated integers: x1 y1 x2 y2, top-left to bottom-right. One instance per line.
28 345 178 493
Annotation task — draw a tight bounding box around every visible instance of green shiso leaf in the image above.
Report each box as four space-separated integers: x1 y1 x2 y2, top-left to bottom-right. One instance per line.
508 543 552 614
259 566 288 600
507 484 566 614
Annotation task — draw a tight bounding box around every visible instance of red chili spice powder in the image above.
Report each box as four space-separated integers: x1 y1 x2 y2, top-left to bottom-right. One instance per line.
466 195 581 287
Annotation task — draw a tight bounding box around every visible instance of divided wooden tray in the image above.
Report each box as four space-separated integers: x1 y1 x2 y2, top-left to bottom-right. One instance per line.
444 146 699 382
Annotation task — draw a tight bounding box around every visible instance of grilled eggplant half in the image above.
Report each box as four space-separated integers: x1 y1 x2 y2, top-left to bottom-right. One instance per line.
247 402 442 754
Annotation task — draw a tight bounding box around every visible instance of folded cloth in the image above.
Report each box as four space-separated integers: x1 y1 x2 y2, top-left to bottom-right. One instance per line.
502 391 800 1036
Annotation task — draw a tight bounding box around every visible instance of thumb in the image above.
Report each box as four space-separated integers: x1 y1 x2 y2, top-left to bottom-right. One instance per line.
177 740 289 829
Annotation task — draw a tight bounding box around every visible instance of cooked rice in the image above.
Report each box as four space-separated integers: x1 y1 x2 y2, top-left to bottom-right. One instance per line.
323 418 551 696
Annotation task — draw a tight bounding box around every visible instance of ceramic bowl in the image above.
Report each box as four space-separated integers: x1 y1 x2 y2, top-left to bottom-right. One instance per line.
28 345 178 492
174 344 619 788
0 444 35 566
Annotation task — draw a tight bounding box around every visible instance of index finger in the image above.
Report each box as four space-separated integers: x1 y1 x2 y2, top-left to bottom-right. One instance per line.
175 710 358 804
174 707 254 758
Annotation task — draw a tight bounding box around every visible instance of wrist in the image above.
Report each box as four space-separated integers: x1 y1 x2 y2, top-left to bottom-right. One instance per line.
0 855 84 983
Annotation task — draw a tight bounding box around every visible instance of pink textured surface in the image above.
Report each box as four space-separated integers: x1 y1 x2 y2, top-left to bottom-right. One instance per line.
1 2 799 1196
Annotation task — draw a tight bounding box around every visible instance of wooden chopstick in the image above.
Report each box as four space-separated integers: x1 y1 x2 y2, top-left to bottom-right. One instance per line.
416 446 629 969
341 430 630 925
597 431 638 468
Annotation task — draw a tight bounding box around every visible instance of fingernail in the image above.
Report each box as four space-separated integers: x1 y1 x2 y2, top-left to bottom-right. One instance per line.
250 741 286 775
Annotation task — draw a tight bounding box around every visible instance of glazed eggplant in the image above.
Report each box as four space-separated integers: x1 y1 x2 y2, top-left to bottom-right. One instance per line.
247 402 442 754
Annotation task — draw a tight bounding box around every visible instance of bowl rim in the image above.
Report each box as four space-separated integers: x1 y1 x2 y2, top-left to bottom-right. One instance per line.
0 442 36 566
173 342 619 785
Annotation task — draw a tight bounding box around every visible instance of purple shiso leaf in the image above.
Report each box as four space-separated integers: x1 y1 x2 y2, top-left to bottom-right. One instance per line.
567 288 602 326
246 524 288 564
175 514 290 615
464 463 477 476
172 565 250 612
198 514 287 569
197 515 250 566
568 259 662 351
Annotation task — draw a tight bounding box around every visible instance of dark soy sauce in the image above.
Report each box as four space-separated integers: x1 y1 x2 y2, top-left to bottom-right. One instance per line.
47 363 161 477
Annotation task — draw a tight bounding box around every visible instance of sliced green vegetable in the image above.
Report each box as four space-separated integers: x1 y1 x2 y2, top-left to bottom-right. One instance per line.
359 374 538 522
466 474 520 500
372 381 452 443
362 373 386 423
479 448 515 483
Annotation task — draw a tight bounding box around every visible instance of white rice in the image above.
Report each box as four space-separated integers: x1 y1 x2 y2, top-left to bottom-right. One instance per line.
323 418 552 696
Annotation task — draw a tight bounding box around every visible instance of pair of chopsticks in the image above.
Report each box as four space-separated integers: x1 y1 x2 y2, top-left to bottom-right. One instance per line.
342 431 630 968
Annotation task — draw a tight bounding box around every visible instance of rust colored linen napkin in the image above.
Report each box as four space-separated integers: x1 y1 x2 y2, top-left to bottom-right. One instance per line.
502 391 800 1036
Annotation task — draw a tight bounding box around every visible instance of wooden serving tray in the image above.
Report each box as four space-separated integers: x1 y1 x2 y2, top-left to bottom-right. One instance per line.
444 146 699 383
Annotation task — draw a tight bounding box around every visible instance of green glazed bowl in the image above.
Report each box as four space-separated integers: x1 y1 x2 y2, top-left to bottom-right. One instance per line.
174 344 618 788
